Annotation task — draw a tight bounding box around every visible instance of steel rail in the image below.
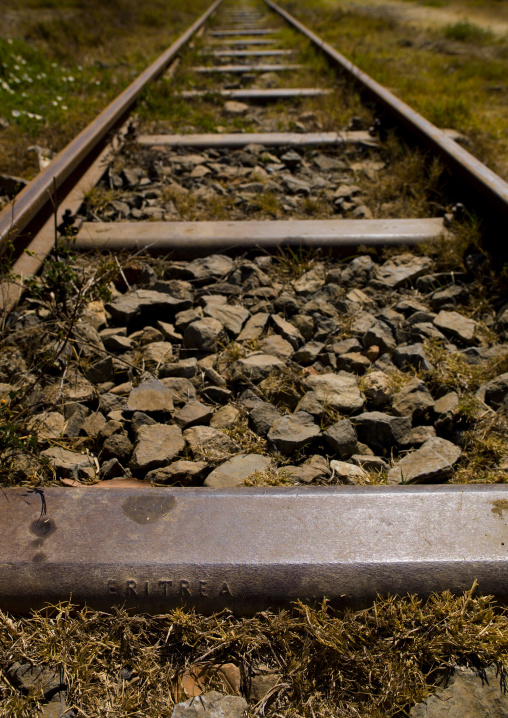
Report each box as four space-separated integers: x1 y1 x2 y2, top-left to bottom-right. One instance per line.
264 0 508 221
0 0 223 252
1 485 507 615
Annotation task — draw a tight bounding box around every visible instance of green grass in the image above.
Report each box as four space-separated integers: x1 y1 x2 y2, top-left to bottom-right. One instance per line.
278 0 508 182
0 0 209 178
443 19 494 43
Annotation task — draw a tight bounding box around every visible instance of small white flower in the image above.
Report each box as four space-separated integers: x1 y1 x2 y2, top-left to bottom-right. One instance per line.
67 76 74 82
7 39 13 45
21 92 27 97
56 95 62 101
62 105 68 110
11 109 20 117
13 65 19 70
52 100 59 106
95 80 101 85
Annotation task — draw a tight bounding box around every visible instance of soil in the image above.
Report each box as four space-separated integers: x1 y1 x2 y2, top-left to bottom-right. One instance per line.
332 0 508 35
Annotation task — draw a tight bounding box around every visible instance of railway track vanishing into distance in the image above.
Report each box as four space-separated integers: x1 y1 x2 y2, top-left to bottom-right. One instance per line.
0 0 507 616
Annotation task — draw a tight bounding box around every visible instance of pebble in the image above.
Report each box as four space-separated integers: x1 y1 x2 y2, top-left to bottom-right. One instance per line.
267 412 321 455
204 453 271 487
130 424 184 473
410 666 508 717
6 233 505 491
127 379 174 413
388 437 462 484
172 691 247 718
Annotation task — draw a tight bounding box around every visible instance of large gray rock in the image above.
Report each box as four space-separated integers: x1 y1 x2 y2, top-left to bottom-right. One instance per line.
184 318 223 353
353 411 411 452
141 341 174 367
85 356 114 384
430 284 468 310
237 354 284 381
249 402 281 436
363 321 396 353
127 379 174 413
204 303 250 337
392 378 435 418
160 377 197 405
174 400 213 429
434 391 459 432
44 370 95 404
8 662 65 699
172 691 247 718
271 314 304 349
41 447 96 480
393 343 433 372
27 411 64 440
335 352 371 375
106 289 191 323
184 255 233 283
434 310 477 345
237 312 270 342
341 255 374 286
159 358 198 379
210 405 240 429
267 412 321 455
293 341 325 365
388 436 461 484
477 372 508 409
373 253 432 288
330 460 368 485
183 426 241 460
204 453 272 488
259 335 294 358
304 372 364 414
101 434 133 463
410 666 508 717
144 460 209 485
323 419 358 459
130 424 184 473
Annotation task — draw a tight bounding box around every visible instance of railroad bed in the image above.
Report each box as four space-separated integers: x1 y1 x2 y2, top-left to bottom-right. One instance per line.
0 0 507 619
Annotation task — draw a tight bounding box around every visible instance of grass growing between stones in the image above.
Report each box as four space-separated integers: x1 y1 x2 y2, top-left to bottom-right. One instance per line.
1 586 507 717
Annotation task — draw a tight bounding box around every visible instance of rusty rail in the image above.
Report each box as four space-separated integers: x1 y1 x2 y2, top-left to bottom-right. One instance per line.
1 485 507 615
0 0 223 253
264 0 508 221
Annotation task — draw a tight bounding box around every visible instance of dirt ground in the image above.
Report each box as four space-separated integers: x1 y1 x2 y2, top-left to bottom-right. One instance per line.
328 0 508 35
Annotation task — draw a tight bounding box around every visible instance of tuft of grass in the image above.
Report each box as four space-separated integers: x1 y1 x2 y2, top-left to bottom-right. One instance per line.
443 20 493 44
243 465 293 486
223 416 268 456
1 587 507 717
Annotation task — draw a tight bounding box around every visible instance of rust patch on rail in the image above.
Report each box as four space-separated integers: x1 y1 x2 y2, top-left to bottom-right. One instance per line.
122 495 176 525
491 499 508 518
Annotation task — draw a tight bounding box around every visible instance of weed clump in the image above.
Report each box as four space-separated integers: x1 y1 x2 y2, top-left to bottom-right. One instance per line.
1 586 506 717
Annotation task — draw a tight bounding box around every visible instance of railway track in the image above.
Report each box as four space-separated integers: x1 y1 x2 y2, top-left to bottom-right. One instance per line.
0 0 507 618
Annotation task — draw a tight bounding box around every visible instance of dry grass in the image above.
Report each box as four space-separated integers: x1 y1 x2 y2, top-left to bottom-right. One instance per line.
1 587 507 717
